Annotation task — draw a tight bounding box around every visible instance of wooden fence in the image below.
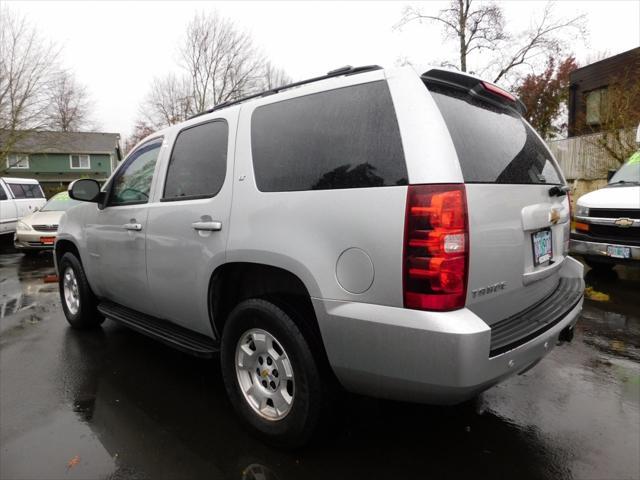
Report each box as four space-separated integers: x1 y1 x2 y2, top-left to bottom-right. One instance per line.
547 129 635 181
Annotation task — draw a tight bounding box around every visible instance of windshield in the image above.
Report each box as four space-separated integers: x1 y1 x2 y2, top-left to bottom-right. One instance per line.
41 192 82 211
608 152 640 185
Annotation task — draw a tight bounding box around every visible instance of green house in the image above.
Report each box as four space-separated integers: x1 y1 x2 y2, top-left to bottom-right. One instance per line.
2 131 122 197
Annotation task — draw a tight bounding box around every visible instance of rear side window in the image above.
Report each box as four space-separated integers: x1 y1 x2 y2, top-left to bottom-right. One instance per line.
8 184 25 198
0 186 7 200
427 83 563 184
163 120 228 200
251 81 407 192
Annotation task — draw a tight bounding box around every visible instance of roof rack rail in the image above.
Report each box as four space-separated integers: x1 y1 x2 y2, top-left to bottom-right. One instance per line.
187 64 382 120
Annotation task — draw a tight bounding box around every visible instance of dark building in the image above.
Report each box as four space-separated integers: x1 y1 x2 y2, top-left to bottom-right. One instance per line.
568 47 640 137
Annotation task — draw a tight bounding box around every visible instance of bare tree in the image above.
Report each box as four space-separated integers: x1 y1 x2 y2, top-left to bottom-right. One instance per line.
260 61 292 90
0 9 59 169
396 1 585 86
140 73 194 128
491 3 586 84
397 0 504 73
46 69 94 131
132 11 290 139
181 12 265 111
123 120 156 155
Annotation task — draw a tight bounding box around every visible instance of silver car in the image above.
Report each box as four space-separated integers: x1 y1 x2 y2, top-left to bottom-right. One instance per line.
15 191 81 254
55 65 584 447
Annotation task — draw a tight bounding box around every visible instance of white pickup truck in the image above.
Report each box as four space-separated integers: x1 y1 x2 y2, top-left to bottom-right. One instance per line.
0 177 47 240
571 127 640 270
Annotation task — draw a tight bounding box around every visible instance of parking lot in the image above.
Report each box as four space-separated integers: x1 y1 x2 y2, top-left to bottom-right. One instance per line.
0 250 638 480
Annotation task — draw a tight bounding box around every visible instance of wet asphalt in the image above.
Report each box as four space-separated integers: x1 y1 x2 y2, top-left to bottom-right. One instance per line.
0 250 638 480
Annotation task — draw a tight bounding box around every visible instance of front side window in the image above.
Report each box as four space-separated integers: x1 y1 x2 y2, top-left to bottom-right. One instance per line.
0 186 7 200
6 154 29 169
251 81 407 192
109 139 161 206
163 120 228 200
70 154 90 169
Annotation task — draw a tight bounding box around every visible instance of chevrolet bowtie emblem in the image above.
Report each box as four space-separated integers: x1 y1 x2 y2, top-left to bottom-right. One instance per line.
614 218 633 228
261 370 269 378
549 208 560 224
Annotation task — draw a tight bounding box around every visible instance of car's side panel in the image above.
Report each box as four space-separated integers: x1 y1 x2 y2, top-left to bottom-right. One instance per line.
228 84 409 308
145 111 239 336
384 68 464 185
0 180 18 235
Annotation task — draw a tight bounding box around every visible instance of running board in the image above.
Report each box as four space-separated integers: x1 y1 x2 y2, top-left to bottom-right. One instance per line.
98 300 219 358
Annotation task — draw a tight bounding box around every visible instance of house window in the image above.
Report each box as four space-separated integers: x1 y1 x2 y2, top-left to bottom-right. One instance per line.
6 154 29 169
70 154 90 169
586 88 608 125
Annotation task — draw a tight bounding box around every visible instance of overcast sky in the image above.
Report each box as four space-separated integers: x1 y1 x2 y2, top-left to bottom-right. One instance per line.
5 0 640 138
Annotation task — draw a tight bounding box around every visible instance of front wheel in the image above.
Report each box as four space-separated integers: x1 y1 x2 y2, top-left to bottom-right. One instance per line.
221 299 325 448
58 252 103 329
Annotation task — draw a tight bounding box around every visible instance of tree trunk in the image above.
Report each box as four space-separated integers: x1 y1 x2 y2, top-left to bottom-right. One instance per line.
459 0 467 72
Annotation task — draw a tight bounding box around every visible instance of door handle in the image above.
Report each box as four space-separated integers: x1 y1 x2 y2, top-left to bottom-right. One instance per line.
123 223 142 231
192 221 222 231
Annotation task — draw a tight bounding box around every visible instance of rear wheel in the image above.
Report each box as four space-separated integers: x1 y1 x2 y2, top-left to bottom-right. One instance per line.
221 298 325 448
58 252 103 329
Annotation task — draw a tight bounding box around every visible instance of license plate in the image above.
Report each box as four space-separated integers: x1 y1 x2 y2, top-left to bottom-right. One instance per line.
40 237 55 245
532 229 552 266
607 245 630 259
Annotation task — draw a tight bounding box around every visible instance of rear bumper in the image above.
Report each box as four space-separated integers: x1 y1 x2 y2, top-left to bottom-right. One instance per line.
570 237 640 262
313 256 584 405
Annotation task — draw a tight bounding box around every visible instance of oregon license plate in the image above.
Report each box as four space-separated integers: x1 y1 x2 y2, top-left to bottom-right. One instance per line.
40 237 55 245
607 245 630 259
532 229 552 266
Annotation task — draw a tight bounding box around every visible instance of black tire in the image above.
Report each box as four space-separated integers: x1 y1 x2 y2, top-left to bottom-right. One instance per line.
58 252 104 329
221 298 325 448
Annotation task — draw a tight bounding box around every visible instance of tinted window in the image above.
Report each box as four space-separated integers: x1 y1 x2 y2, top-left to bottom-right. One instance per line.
0 186 7 200
251 81 407 192
8 184 26 199
109 140 161 205
22 184 44 198
427 83 563 184
163 120 228 200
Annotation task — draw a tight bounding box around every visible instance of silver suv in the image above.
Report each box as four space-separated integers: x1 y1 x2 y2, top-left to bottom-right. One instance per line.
56 65 584 447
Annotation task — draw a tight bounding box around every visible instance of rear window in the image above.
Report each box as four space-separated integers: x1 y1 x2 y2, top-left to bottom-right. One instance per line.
251 81 407 192
427 83 563 185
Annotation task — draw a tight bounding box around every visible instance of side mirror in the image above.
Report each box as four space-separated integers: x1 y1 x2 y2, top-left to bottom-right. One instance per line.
607 169 617 182
69 179 102 203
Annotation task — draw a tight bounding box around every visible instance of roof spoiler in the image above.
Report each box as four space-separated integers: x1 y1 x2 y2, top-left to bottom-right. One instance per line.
421 69 527 115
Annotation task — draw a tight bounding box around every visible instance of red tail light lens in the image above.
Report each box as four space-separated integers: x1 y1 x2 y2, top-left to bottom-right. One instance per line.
403 184 469 311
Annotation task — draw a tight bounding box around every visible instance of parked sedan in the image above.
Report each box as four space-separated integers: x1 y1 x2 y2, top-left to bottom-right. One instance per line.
14 191 81 254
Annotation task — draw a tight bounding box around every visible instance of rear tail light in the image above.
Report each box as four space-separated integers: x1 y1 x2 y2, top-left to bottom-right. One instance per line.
403 184 469 311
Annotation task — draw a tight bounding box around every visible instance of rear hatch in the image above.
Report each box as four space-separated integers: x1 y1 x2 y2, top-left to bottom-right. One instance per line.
423 70 571 325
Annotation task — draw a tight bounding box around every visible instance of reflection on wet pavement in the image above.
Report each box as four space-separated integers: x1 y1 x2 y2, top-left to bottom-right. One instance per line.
1 252 639 480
